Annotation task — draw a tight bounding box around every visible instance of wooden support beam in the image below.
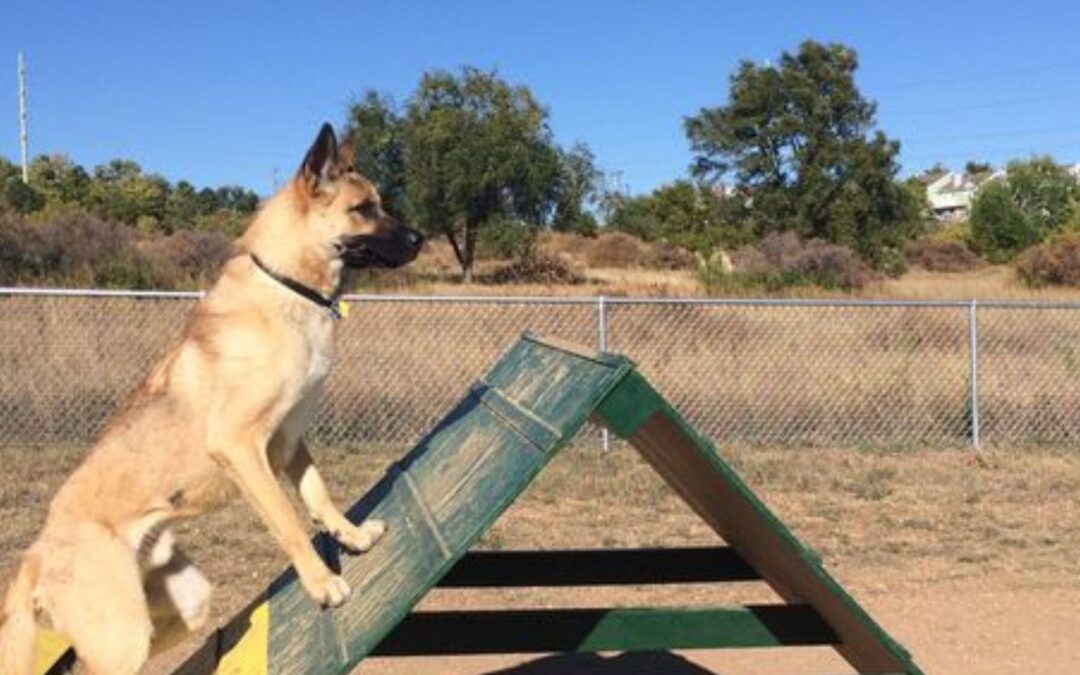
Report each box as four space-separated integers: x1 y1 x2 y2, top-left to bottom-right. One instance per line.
438 547 758 587
372 605 838 656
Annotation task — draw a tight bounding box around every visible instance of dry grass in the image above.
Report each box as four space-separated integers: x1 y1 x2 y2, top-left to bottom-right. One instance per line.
867 266 1080 301
6 280 1080 450
2 441 1078 673
372 243 1080 301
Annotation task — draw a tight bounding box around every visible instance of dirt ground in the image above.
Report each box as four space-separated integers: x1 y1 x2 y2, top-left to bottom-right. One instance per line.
359 579 1080 674
2 442 1079 674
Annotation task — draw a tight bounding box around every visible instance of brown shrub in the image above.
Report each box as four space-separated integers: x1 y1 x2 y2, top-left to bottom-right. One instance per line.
758 231 805 267
139 231 234 287
0 211 238 289
905 239 984 272
719 232 876 290
541 232 691 271
642 241 696 270
0 210 170 287
585 232 647 268
1016 234 1080 286
481 251 585 285
539 232 594 266
409 238 462 278
36 211 140 272
0 214 42 283
140 229 234 281
792 239 877 289
729 245 769 275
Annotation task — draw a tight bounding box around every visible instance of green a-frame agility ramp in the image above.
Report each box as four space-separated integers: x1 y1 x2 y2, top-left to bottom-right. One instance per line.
39 334 924 674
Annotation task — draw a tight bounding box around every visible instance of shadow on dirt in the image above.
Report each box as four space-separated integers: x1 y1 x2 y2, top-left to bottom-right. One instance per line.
480 651 719 674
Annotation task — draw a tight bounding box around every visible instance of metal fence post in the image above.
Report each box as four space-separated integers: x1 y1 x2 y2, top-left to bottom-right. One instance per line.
597 295 610 452
967 299 981 449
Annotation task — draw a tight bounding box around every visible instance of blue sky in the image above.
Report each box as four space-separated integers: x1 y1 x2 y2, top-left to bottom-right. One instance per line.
5 1 1080 195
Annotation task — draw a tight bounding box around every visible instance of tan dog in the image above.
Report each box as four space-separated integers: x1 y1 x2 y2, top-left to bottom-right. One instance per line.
0 124 423 675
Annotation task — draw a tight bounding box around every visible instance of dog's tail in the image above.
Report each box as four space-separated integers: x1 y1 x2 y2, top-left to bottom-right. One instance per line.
0 555 39 675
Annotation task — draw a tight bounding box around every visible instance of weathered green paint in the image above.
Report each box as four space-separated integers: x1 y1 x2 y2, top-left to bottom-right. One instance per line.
170 334 924 675
172 336 632 674
595 375 924 675
569 606 835 652
593 369 664 437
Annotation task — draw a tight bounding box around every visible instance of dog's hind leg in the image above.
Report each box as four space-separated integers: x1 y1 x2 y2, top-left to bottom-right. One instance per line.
40 523 153 675
144 546 212 657
283 440 385 553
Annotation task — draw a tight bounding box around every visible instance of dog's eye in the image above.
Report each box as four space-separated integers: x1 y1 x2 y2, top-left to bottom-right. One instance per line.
350 200 377 218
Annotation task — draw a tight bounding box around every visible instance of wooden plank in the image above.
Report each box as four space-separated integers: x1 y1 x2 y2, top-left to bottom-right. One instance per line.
596 371 924 675
163 334 923 674
437 547 759 587
371 605 837 655
170 336 632 674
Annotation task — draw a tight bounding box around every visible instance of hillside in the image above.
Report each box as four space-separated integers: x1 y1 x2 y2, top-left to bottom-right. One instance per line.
359 232 1080 302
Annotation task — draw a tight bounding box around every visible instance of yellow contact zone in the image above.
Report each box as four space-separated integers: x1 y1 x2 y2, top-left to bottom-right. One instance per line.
216 600 270 675
33 629 71 675
31 599 269 675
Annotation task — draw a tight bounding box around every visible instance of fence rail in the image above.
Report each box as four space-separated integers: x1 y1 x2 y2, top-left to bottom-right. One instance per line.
2 288 1079 450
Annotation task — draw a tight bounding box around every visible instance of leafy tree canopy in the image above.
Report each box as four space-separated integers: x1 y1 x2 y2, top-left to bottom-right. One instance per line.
684 40 925 264
346 67 600 280
0 153 260 236
970 156 1080 262
606 180 751 253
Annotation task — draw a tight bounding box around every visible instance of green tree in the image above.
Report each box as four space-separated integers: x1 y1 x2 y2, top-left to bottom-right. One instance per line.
214 185 259 213
29 154 90 205
970 156 1079 262
404 68 565 280
604 191 660 241
345 68 599 280
551 144 600 235
684 40 923 263
86 159 168 228
345 91 408 217
0 157 18 184
165 180 200 226
0 157 45 214
606 181 751 253
2 176 45 214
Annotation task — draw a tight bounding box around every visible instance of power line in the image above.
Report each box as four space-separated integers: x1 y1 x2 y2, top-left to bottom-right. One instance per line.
904 122 1080 146
902 141 1080 166
871 55 1080 91
883 87 1080 119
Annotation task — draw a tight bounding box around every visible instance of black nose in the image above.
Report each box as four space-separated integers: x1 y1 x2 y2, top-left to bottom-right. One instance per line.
407 229 424 249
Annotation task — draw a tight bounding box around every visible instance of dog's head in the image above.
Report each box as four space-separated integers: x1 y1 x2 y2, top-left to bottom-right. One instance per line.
294 123 423 269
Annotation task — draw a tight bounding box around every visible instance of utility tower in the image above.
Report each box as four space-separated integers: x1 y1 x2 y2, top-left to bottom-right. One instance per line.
17 52 29 183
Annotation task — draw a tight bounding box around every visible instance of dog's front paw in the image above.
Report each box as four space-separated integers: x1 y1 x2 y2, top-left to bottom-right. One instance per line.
332 519 387 553
302 572 351 608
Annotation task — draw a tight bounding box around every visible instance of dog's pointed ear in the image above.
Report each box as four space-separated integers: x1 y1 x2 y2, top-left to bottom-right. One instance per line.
337 131 356 172
299 123 341 194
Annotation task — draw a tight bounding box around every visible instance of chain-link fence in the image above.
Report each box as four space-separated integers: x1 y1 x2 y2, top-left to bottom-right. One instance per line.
2 288 1079 450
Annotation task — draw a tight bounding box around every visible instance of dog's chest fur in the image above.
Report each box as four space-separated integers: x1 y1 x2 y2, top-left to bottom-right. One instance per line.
297 309 336 386
270 307 338 455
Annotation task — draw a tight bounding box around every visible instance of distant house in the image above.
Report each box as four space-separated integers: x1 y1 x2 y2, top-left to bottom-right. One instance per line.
925 169 1005 221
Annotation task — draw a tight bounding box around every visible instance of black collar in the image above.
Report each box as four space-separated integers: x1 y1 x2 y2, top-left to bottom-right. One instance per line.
250 254 343 319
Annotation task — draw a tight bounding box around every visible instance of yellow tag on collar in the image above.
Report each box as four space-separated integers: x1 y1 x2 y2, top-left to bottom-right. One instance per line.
337 300 352 318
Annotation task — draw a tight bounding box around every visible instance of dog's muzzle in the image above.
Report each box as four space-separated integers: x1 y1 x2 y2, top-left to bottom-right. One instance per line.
337 226 424 269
